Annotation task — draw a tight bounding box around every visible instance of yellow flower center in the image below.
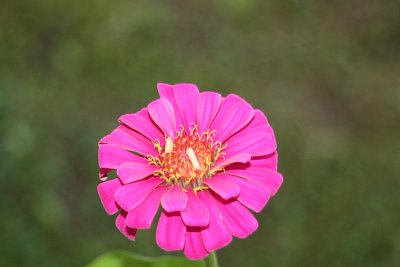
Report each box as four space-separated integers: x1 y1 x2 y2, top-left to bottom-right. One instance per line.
147 126 225 190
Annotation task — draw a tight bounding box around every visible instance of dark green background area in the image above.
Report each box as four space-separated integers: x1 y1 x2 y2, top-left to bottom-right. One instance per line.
1 1 399 266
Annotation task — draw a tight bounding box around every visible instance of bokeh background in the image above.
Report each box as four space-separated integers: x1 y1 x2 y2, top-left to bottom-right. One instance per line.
1 0 399 266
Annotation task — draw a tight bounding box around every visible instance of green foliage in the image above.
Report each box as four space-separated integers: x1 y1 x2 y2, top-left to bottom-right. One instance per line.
86 251 204 267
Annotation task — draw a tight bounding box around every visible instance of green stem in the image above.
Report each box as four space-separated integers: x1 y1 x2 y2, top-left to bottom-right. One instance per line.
205 251 219 267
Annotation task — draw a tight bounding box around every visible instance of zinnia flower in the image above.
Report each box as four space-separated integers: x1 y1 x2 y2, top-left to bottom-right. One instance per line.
97 83 283 260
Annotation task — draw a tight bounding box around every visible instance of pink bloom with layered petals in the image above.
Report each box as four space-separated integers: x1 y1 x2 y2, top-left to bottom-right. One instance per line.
97 83 283 260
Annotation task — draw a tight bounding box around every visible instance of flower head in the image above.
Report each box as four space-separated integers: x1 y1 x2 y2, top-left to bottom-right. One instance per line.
97 83 283 260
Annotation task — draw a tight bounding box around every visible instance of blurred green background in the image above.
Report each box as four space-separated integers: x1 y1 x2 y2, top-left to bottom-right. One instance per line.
1 0 399 266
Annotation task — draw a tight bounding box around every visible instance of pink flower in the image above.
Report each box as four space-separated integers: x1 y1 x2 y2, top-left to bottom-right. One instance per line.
97 83 283 260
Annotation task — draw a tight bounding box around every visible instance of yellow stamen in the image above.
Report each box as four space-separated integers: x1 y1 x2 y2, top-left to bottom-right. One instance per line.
186 147 200 170
165 137 174 154
147 125 226 189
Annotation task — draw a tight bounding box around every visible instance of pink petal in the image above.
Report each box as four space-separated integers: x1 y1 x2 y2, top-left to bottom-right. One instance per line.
184 229 209 260
210 94 255 142
173 83 200 131
97 178 121 215
119 108 164 142
225 128 276 157
98 134 109 145
115 212 137 240
225 167 283 196
218 200 258 238
98 144 143 170
249 152 278 171
196 92 221 134
199 191 232 251
114 177 162 211
223 93 247 106
227 152 278 172
222 175 271 213
224 107 276 157
125 186 167 229
211 153 251 172
156 211 186 251
180 189 210 227
249 110 276 139
240 109 273 131
100 125 156 156
161 184 188 212
148 98 176 138
117 162 157 184
203 174 240 200
251 109 270 127
157 83 183 127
